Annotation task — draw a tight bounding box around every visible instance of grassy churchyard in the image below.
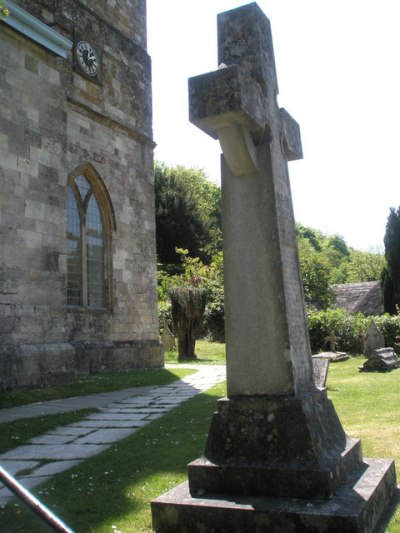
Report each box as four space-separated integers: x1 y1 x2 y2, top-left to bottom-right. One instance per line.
0 341 399 531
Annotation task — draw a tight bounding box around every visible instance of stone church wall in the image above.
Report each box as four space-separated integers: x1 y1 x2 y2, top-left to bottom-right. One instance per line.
0 0 162 388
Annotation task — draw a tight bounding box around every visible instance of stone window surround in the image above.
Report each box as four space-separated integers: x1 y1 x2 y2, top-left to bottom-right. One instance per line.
67 163 116 311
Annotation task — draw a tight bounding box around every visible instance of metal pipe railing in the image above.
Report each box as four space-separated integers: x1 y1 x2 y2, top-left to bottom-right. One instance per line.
0 465 74 532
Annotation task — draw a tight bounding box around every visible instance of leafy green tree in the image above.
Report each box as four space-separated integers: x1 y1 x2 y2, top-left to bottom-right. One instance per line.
158 249 225 340
154 162 221 264
298 237 333 310
296 224 322 251
382 207 400 313
346 250 385 282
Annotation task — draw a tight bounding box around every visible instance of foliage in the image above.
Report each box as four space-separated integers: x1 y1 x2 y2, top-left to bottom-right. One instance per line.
0 0 9 18
308 308 368 354
374 313 400 349
158 299 173 334
382 207 400 313
154 162 221 264
296 224 386 292
158 249 225 341
307 308 400 354
296 224 323 251
169 286 207 359
298 236 333 309
350 249 385 282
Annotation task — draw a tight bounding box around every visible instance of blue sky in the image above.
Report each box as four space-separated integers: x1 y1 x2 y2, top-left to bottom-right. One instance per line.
147 0 400 251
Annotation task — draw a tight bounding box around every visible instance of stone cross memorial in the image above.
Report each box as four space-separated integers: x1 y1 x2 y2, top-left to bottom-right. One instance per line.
152 4 396 531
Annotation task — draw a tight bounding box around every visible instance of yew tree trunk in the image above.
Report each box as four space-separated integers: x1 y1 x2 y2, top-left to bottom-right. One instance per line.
169 287 207 360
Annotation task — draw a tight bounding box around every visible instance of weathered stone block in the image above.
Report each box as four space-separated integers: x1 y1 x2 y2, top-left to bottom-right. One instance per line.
360 347 400 372
152 459 397 533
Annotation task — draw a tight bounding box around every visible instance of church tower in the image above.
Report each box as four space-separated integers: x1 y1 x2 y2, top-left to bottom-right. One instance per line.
0 0 162 387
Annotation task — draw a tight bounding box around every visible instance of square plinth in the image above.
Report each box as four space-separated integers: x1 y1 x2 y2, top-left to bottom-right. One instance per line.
151 459 397 533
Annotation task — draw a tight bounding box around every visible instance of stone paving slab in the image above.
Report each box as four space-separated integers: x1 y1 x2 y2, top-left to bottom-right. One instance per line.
1 444 109 461
0 386 154 423
86 412 148 421
28 434 76 445
73 428 137 444
72 419 148 428
25 460 81 478
0 475 53 506
0 460 40 476
46 426 95 437
101 407 164 414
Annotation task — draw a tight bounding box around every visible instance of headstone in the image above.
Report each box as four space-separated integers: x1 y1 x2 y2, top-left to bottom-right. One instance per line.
363 320 385 358
151 4 397 530
312 357 330 388
160 320 175 351
360 347 400 372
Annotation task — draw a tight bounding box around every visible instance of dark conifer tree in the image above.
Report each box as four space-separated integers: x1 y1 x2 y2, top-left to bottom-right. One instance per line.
381 207 400 314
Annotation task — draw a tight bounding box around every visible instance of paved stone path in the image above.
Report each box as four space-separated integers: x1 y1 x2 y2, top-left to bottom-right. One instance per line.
0 365 226 506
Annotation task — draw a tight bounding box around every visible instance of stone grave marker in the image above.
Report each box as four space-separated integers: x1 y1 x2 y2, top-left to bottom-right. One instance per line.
160 319 175 351
325 331 338 352
360 347 400 372
312 356 330 389
363 320 385 358
151 4 397 531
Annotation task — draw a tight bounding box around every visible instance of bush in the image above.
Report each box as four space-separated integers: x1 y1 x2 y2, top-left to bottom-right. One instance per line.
374 314 400 349
158 301 172 335
157 249 225 341
307 309 400 354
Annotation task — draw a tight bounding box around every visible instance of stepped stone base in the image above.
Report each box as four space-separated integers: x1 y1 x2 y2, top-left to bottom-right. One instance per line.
152 458 397 533
189 391 363 500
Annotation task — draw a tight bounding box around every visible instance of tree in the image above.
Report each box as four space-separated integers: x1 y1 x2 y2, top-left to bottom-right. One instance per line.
296 224 322 251
169 286 207 360
346 250 385 282
297 237 333 310
154 162 221 264
382 207 400 313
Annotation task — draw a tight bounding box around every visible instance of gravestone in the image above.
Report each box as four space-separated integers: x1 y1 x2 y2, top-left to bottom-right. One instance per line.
360 347 400 372
160 320 176 351
312 356 330 389
151 4 397 531
363 320 385 358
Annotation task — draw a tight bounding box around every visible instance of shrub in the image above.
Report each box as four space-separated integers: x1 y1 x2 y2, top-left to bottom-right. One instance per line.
374 314 400 349
307 309 400 354
158 301 172 335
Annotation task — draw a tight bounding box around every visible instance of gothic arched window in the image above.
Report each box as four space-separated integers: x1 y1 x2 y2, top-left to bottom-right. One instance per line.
66 165 115 308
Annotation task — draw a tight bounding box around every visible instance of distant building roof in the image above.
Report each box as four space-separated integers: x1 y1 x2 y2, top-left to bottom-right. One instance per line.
332 281 383 316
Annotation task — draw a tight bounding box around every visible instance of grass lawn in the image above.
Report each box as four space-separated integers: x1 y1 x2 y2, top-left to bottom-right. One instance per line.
0 367 194 409
327 356 400 531
1 348 399 531
0 381 226 532
164 338 226 364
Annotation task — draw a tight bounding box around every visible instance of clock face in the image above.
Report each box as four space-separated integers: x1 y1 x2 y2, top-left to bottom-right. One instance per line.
76 40 99 77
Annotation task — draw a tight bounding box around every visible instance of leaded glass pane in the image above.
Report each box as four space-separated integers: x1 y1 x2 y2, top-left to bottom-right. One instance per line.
75 175 91 202
67 187 82 306
87 194 105 308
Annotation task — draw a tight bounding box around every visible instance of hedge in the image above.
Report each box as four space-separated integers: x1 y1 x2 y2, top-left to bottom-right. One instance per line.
308 309 400 354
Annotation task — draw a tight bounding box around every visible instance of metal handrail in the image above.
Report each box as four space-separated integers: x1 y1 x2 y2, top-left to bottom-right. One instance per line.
0 465 74 532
